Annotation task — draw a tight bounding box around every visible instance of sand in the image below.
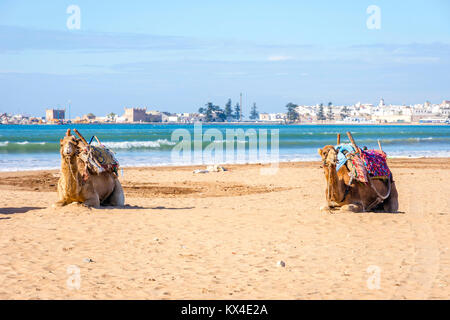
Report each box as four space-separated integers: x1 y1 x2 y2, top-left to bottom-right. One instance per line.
0 158 449 299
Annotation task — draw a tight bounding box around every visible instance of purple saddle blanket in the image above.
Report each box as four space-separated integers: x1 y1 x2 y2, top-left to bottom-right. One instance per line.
359 149 391 178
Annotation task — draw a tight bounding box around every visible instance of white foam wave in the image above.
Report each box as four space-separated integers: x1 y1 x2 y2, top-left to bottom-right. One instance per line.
0 141 46 146
1 149 450 172
103 139 176 149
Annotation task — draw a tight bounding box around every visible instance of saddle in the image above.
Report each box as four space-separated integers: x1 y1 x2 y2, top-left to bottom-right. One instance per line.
78 137 119 177
335 144 391 183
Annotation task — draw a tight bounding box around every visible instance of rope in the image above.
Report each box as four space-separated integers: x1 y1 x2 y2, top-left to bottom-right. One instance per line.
63 141 82 191
65 154 80 195
365 177 391 211
369 175 391 200
327 165 332 202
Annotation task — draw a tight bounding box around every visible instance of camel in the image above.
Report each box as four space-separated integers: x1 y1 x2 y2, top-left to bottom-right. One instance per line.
318 144 398 213
53 129 125 208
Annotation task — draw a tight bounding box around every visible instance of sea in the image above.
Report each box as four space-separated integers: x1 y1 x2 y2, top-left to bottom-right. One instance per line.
0 124 449 172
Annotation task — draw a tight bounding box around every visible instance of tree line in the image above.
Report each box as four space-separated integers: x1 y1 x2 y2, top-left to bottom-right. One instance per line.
286 102 351 122
198 99 259 122
198 100 352 122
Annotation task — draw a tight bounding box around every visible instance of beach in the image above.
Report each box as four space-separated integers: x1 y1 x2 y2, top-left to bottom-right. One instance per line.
0 158 449 299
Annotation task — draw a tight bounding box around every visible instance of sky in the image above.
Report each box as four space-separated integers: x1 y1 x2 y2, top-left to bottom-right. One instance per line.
0 0 449 117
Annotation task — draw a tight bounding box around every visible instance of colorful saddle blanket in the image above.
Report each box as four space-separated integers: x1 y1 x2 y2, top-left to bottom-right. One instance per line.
360 149 391 179
335 144 391 183
79 144 119 176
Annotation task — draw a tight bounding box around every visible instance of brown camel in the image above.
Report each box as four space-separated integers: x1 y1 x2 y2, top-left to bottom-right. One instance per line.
53 129 125 208
318 145 398 213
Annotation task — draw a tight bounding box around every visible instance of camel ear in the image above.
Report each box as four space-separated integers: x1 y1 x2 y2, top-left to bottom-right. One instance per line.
318 148 323 158
66 129 71 136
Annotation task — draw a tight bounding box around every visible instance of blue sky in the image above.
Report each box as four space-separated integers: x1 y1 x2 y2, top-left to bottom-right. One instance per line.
0 0 449 117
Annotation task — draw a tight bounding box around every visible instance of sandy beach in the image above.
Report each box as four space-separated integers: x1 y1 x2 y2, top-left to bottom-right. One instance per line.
0 158 449 299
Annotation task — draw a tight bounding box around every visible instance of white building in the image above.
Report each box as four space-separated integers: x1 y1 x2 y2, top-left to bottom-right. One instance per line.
259 113 286 122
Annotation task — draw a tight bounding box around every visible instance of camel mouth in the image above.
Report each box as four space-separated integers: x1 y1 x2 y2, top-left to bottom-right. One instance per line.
319 146 337 164
63 148 75 156
322 149 337 167
61 140 78 157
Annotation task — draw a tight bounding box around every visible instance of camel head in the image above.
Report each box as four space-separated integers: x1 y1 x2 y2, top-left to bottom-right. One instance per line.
318 145 337 167
60 129 81 158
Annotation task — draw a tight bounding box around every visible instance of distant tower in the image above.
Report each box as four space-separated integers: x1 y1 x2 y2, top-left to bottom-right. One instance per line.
240 92 243 121
379 98 385 108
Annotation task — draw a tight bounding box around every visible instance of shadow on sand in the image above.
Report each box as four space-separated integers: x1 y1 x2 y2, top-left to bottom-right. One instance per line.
150 206 195 210
97 205 195 211
0 207 45 215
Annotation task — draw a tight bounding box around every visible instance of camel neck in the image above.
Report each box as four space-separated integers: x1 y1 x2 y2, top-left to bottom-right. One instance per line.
61 155 81 191
327 163 345 203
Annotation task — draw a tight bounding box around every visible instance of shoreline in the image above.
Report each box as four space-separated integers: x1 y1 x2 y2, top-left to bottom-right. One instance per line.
1 157 449 175
0 156 450 174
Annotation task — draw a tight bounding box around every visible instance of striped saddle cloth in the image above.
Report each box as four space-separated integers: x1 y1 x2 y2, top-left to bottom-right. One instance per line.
79 145 119 176
335 144 391 183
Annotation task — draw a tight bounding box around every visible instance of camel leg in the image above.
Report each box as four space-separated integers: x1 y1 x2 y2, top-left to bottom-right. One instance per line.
52 180 68 207
340 204 363 213
52 200 67 208
104 179 125 206
83 193 100 208
320 199 336 211
383 181 399 213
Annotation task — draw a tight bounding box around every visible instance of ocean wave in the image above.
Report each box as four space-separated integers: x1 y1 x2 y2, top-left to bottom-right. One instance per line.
375 136 445 143
406 137 433 141
0 141 47 147
1 149 450 171
205 139 247 144
16 141 47 145
103 139 176 149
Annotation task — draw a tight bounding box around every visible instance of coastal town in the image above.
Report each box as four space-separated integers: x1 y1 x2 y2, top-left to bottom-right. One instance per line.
1 98 449 125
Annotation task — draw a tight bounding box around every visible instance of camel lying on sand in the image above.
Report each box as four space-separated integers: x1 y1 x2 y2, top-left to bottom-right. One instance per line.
318 139 398 213
53 129 124 208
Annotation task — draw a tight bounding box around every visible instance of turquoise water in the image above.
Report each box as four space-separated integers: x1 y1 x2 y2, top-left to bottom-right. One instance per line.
0 124 449 171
